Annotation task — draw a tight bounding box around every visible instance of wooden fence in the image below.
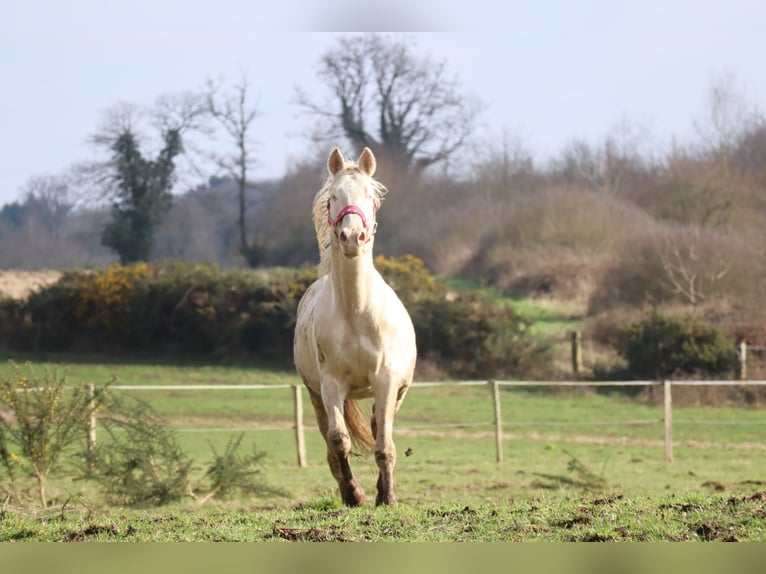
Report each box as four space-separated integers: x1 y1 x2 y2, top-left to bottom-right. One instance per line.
84 379 766 468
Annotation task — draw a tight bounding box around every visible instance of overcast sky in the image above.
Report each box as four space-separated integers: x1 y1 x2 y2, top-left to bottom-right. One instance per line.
3 0 764 205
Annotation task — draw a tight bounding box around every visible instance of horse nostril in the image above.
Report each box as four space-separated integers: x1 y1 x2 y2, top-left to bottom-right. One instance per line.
358 231 366 244
339 230 348 243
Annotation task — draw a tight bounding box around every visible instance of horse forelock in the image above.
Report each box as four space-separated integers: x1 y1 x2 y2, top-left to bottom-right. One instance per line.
312 165 387 276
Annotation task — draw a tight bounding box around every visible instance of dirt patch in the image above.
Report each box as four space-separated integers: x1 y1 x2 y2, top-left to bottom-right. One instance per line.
65 524 121 542
0 270 61 300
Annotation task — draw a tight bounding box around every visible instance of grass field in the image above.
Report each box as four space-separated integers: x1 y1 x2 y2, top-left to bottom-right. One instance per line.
1 354 765 541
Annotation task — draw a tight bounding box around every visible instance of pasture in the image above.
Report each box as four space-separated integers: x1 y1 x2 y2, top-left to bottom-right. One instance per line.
1 355 765 541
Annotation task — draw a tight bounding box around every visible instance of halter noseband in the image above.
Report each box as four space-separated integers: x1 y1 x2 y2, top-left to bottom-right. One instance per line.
327 200 377 242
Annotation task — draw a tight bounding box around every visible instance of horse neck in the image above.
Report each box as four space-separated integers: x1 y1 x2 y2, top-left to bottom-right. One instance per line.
330 246 376 317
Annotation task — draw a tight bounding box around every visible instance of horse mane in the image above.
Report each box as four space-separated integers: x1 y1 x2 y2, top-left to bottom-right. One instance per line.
312 164 387 276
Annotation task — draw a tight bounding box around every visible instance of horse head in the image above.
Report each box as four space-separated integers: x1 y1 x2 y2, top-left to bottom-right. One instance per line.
326 147 380 258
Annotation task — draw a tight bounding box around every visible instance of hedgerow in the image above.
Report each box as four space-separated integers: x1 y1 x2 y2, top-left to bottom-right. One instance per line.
0 257 548 378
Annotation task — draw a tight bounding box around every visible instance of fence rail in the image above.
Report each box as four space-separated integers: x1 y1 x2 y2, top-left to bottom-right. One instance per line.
79 378 766 467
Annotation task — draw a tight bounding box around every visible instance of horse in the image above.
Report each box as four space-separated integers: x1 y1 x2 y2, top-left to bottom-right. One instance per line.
293 147 417 506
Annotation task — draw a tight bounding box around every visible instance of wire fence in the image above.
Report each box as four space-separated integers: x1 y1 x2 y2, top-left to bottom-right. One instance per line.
84 378 766 467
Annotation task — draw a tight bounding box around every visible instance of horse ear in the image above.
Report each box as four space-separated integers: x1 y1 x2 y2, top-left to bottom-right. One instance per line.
358 147 376 177
328 148 345 175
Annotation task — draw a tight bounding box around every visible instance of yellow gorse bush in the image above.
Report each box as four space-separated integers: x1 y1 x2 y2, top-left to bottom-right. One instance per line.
287 266 319 300
75 263 152 329
0 362 106 507
374 254 439 302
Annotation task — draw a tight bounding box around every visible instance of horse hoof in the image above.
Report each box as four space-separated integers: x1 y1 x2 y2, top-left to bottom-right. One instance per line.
375 493 398 506
343 497 364 507
341 485 366 507
343 496 364 507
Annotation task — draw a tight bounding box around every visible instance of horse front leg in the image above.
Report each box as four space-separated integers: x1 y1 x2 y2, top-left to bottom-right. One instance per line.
307 389 346 499
373 381 409 506
319 379 366 507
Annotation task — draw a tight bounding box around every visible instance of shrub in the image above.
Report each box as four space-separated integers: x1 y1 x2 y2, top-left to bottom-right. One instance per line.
375 255 550 378
413 291 549 379
374 255 550 378
614 312 737 379
0 362 108 506
588 225 762 314
75 262 152 330
195 434 288 503
92 394 194 507
0 299 25 350
92 393 286 507
19 273 88 351
374 254 441 304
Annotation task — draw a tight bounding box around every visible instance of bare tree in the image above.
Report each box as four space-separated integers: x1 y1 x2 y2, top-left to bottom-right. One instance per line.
600 116 654 196
0 173 108 268
153 189 224 262
656 227 731 306
470 128 541 205
695 73 762 173
296 34 483 172
206 74 263 266
550 117 652 196
20 174 75 240
550 139 602 189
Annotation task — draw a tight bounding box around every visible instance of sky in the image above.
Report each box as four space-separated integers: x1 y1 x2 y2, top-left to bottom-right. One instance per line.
2 0 765 206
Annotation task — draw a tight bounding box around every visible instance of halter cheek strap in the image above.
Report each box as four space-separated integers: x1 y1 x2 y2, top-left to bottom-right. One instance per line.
327 201 378 241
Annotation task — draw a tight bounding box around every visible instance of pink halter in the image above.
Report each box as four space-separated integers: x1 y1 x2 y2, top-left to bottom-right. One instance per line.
327 200 377 242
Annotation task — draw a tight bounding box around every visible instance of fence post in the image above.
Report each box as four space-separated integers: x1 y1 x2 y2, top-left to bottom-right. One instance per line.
571 331 583 378
85 383 96 474
737 341 747 380
292 385 307 468
663 380 673 463
489 380 503 463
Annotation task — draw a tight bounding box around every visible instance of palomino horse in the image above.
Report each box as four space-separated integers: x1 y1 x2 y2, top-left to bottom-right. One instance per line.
294 147 417 506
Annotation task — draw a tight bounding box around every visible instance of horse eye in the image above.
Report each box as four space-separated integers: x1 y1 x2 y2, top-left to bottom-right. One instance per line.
330 195 337 201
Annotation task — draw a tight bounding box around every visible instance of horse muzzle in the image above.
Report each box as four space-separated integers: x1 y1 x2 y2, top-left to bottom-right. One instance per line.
329 202 377 256
338 226 370 257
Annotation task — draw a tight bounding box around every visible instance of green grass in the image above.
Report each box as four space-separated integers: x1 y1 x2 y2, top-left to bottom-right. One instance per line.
3 491 765 541
1 354 765 541
0 354 296 387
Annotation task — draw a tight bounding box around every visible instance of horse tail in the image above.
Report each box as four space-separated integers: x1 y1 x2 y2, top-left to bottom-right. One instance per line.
343 399 375 455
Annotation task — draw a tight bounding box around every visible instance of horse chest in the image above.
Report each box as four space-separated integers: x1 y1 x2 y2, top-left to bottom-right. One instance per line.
317 320 380 380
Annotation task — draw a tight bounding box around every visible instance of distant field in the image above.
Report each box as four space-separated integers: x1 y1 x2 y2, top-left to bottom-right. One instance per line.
0 270 61 299
1 355 764 541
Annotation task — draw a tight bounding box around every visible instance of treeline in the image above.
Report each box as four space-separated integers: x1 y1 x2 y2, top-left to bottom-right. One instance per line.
4 110 766 330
